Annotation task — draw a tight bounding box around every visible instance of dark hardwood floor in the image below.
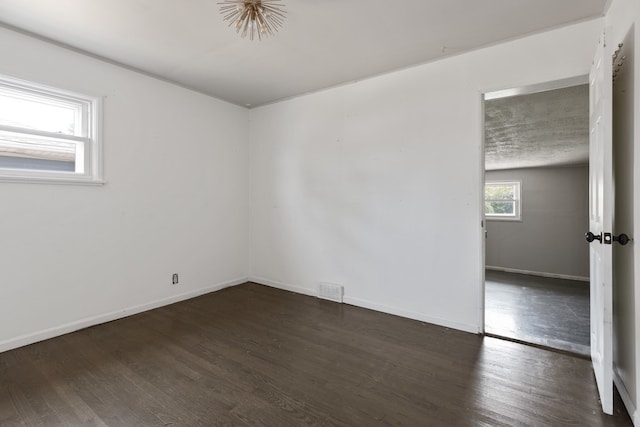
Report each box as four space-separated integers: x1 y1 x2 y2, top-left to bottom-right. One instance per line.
485 269 590 356
0 283 632 426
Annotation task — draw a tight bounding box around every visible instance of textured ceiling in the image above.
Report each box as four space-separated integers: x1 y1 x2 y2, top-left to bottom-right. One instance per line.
485 85 589 170
0 0 607 107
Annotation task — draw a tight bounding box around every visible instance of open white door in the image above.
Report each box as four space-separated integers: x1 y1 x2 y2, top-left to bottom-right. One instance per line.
587 30 614 415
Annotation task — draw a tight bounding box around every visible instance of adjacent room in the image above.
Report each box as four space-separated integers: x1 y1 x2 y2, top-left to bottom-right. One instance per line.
0 0 639 425
483 83 591 356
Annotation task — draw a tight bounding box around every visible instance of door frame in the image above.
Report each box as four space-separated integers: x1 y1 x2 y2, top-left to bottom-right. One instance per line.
478 75 590 333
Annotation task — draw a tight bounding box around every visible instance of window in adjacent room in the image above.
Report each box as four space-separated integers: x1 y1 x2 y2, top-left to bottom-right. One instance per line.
0 74 103 184
485 180 521 220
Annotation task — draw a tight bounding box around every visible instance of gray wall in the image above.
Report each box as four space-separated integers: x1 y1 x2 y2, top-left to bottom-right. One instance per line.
485 165 589 279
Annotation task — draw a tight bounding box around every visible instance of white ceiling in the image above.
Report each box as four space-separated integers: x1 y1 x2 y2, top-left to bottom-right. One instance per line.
485 85 589 170
0 0 607 107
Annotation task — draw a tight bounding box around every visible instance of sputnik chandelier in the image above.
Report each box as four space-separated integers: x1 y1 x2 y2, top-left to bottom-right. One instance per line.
219 0 286 41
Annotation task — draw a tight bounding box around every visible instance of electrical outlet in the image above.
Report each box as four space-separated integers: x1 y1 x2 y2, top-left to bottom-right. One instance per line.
172 273 179 285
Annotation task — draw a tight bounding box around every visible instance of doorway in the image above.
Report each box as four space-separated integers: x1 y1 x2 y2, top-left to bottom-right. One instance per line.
482 79 591 356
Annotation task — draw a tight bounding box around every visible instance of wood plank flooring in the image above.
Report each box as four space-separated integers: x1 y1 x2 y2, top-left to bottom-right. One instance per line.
0 283 633 426
485 270 591 356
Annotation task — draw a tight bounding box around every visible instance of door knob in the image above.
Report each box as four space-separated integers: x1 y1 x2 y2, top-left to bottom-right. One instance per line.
585 231 602 243
614 233 631 245
587 232 631 245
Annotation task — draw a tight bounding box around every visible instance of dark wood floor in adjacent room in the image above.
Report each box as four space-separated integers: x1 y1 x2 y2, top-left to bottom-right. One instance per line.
0 283 632 426
485 269 591 356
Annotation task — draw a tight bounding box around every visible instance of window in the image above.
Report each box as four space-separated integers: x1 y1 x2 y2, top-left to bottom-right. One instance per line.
0 74 102 184
485 180 521 220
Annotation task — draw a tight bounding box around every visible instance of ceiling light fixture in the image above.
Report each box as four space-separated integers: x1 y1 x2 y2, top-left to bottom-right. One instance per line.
219 0 286 41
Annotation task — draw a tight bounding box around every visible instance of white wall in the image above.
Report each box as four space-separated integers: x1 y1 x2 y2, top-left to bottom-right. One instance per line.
249 20 602 333
0 27 250 352
606 0 640 424
485 166 589 279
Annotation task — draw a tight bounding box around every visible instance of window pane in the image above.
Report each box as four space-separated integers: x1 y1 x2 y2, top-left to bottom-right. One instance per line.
485 201 515 215
0 129 76 172
485 184 515 201
0 74 101 183
0 88 81 136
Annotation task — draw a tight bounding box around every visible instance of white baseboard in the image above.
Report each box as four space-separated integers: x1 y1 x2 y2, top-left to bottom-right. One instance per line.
343 295 480 334
614 368 639 426
250 276 480 334
249 276 317 298
486 266 589 282
0 277 248 354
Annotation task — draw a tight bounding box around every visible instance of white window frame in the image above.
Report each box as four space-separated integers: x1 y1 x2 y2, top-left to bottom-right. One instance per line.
484 180 522 221
0 74 103 185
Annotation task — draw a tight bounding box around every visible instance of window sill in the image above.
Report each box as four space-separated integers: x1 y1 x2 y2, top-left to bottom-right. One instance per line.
0 175 105 186
486 216 522 222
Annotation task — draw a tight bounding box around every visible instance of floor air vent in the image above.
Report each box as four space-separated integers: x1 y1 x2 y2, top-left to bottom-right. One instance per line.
318 282 344 303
